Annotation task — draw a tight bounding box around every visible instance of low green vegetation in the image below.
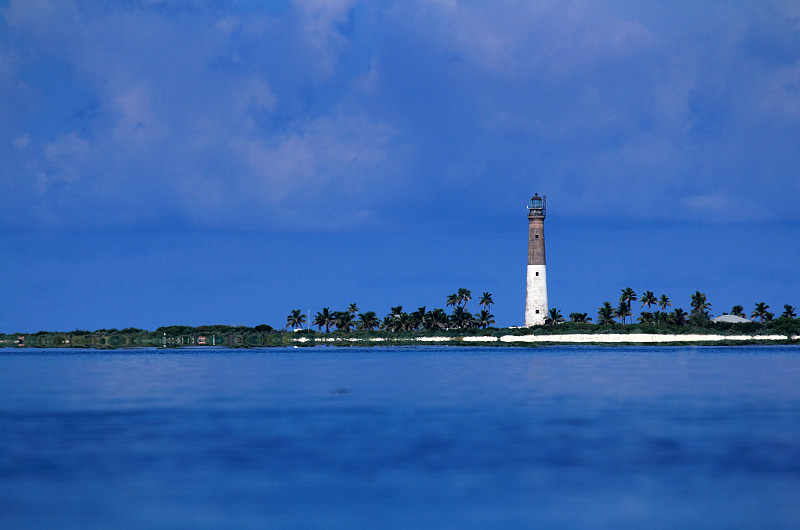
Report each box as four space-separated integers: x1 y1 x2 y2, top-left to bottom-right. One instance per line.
0 324 282 349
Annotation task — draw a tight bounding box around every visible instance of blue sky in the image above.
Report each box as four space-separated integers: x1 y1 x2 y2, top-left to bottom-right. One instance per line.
2 0 799 332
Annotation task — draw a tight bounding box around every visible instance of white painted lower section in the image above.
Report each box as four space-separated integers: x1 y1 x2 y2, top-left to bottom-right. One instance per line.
525 265 548 326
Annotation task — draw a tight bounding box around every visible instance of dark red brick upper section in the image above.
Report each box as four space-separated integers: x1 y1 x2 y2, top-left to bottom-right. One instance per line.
527 213 546 265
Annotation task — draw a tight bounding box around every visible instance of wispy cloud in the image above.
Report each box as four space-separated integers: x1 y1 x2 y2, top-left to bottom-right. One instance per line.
1 0 799 231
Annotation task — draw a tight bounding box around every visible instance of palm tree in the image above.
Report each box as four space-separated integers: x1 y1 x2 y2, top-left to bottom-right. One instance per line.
450 306 474 329
427 308 448 330
347 303 359 317
334 311 354 332
614 300 631 324
620 287 637 323
357 311 380 331
658 294 672 312
690 291 711 317
446 293 459 309
479 292 494 311
637 312 654 324
384 306 405 332
477 309 495 329
640 291 657 311
751 302 770 323
321 307 334 332
312 312 324 332
569 312 591 323
457 288 472 308
394 312 412 332
670 307 688 326
411 307 427 330
598 301 615 325
420 310 435 330
782 304 797 319
545 307 564 325
730 305 746 317
312 307 334 332
651 311 667 326
286 309 306 330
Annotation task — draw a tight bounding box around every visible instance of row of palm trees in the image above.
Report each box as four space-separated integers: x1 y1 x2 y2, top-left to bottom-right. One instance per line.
544 288 797 326
731 302 797 323
288 287 798 331
286 289 497 332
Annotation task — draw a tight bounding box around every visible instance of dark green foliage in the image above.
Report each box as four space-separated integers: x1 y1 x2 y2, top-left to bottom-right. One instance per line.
597 302 615 325
620 288 637 323
688 311 709 326
640 291 657 311
477 309 495 328
479 292 494 310
711 320 761 333
286 310 306 330
312 308 334 332
357 311 380 331
690 291 711 319
614 300 632 324
156 325 194 335
765 317 800 334
751 302 771 323
545 307 564 325
569 312 591 323
332 311 354 332
449 306 475 329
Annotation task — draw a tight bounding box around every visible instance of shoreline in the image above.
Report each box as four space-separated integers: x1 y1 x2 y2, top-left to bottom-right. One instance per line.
294 332 798 346
4 329 797 349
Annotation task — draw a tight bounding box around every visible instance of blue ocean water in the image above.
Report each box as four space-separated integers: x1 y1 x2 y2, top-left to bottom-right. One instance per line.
1 345 799 528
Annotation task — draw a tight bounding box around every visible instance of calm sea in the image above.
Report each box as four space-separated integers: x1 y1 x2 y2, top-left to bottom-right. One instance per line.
1 346 799 528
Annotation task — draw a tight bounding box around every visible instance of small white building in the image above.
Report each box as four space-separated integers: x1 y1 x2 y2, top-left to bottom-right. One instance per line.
712 314 751 323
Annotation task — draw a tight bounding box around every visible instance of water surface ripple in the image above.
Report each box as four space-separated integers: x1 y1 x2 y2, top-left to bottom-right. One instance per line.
1 346 799 528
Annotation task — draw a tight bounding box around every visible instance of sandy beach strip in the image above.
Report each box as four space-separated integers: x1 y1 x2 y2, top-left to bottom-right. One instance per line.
497 333 790 343
293 333 794 344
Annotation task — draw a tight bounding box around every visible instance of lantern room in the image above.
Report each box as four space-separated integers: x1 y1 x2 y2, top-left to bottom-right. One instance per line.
528 194 546 217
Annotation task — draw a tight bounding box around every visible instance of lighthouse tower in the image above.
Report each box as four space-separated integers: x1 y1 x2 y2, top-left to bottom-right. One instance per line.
525 194 548 326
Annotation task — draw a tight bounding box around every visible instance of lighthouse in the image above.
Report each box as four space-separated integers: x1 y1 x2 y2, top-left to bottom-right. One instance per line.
525 194 548 326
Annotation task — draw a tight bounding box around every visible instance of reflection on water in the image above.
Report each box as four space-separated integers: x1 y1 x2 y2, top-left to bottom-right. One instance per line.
1 346 799 528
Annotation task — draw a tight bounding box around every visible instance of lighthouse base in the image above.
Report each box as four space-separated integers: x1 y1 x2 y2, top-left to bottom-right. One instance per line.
525 265 548 326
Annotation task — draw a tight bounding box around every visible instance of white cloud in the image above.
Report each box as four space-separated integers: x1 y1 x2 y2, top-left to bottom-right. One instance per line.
399 0 656 81
2 0 800 229
14 134 30 150
36 132 89 193
111 85 165 145
3 0 81 31
292 0 357 75
680 193 738 221
218 111 398 227
234 78 278 115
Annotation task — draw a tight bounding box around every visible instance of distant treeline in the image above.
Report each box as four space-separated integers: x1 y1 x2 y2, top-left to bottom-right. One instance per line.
1 324 279 349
